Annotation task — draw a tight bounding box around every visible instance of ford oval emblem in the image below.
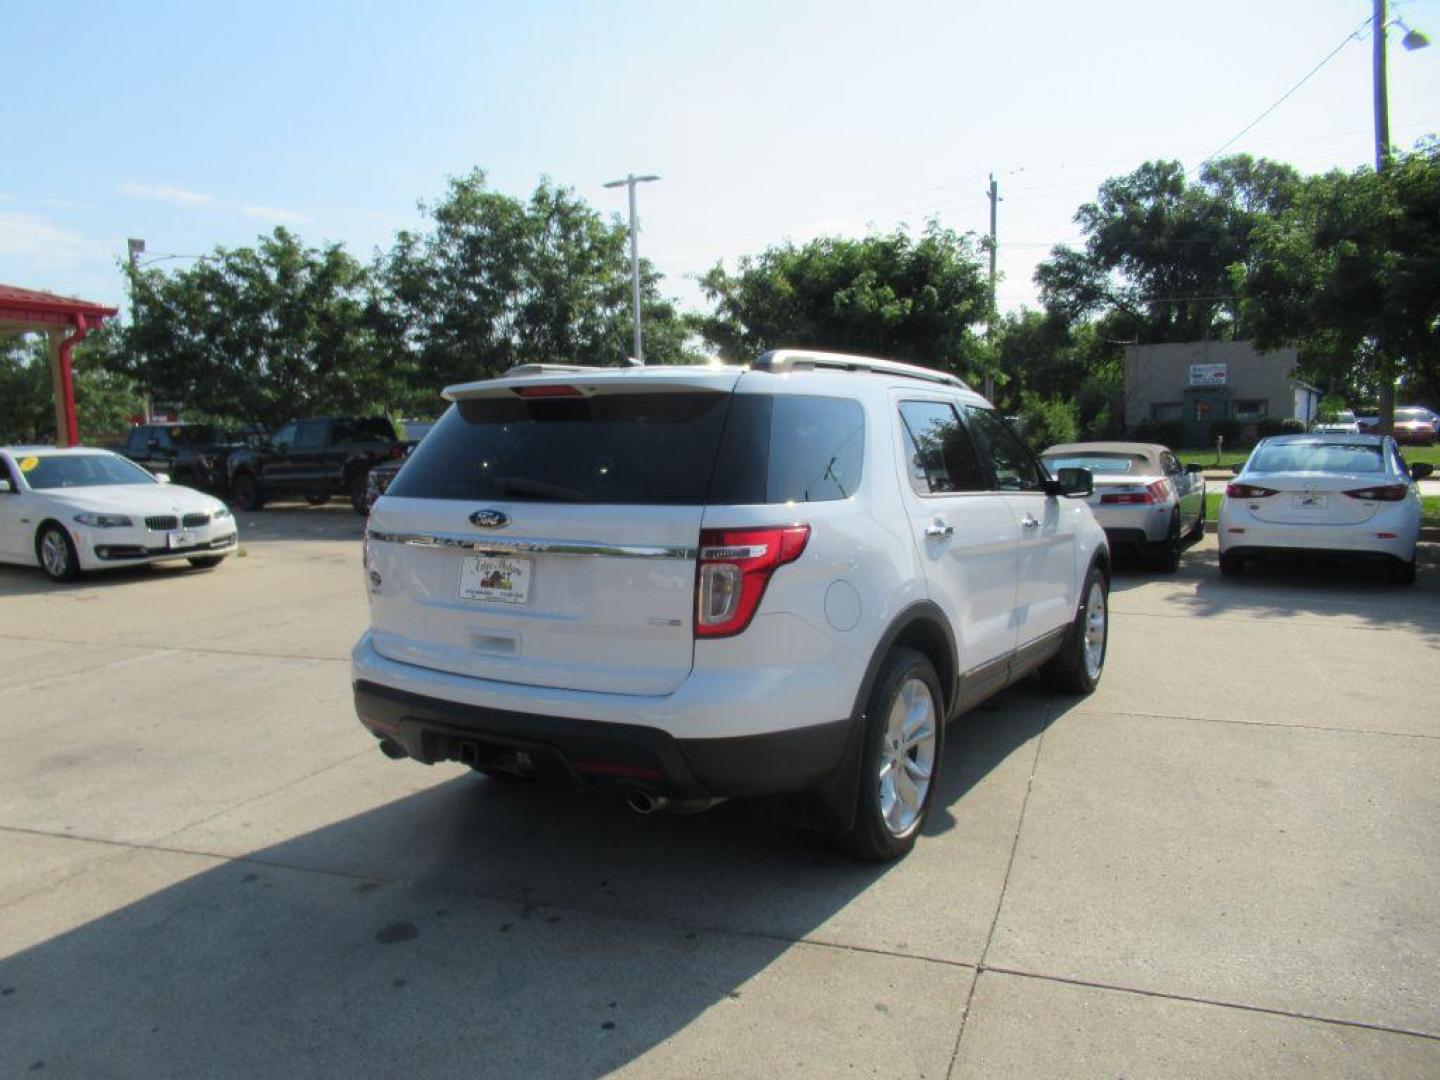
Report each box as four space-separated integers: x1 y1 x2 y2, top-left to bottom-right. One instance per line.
469 509 510 528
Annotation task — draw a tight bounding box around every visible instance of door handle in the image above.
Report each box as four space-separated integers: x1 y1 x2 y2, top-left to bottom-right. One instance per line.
923 521 955 538
1021 515 1041 529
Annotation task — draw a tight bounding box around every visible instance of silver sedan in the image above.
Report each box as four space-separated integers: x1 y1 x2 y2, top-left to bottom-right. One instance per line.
1042 441 1206 572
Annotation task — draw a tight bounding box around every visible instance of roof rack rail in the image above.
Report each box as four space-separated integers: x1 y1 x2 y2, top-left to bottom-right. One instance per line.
751 349 970 390
500 363 610 378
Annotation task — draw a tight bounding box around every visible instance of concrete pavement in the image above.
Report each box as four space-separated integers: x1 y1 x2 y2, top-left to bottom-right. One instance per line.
1 508 1438 1077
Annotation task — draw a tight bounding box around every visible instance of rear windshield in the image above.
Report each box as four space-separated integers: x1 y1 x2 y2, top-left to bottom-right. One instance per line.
386 391 864 506
1248 442 1385 475
1041 452 1149 475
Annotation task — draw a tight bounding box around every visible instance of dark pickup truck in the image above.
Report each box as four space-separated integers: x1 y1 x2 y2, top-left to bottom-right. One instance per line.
120 423 262 493
227 417 403 513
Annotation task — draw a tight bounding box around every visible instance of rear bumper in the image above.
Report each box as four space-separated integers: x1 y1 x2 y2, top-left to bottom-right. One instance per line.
353 678 851 800
1092 504 1172 545
1217 510 1418 560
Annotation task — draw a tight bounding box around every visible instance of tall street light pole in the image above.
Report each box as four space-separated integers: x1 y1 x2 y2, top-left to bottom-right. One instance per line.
603 173 660 364
1371 0 1429 434
127 238 149 423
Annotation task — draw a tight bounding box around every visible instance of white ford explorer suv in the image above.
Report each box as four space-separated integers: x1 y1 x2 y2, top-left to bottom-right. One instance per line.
352 350 1110 860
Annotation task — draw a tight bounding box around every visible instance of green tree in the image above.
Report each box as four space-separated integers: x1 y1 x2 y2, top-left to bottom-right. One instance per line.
0 328 143 444
1037 156 1301 344
122 229 391 428
697 223 991 379
1235 146 1440 412
380 171 696 394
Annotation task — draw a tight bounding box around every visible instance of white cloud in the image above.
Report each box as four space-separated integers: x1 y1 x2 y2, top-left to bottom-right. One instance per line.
121 181 216 208
0 211 108 262
242 204 309 225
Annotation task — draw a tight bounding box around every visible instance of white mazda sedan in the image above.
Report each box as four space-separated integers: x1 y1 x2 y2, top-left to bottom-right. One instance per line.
1219 434 1431 584
0 446 239 583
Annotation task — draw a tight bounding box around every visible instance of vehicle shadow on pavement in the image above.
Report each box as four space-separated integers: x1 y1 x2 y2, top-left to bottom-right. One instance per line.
232 505 368 543
1177 544 1440 644
0 695 1060 1077
0 559 221 597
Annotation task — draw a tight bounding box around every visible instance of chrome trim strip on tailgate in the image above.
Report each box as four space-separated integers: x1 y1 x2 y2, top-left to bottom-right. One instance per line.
368 531 697 560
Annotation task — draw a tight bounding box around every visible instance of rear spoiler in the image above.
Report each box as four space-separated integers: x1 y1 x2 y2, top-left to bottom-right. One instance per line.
443 365 742 401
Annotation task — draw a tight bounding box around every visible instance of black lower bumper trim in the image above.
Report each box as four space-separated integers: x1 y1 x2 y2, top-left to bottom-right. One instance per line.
353 680 851 800
1224 546 1408 565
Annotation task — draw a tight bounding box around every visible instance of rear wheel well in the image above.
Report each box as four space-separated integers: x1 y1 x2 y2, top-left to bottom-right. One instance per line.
890 617 957 718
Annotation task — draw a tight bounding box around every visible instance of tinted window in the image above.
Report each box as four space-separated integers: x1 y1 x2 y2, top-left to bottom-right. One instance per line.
334 418 396 443
172 425 220 446
294 420 328 449
388 393 732 505
270 423 297 450
963 407 1045 491
897 401 987 494
125 427 149 454
1249 441 1385 475
709 395 864 504
22 454 157 489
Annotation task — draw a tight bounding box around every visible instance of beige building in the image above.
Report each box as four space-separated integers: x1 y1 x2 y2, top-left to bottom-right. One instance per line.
1124 340 1318 446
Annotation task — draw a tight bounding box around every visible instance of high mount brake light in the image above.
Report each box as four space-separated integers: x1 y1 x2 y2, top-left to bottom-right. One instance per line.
1099 479 1172 505
1226 482 1278 499
695 525 810 638
512 384 584 398
1343 483 1407 502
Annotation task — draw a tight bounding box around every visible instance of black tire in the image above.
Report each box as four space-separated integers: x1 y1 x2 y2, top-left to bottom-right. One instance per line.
1039 563 1108 694
305 494 330 507
187 556 226 570
36 523 81 583
1153 513 1182 573
230 472 263 512
349 470 369 515
839 647 944 862
1390 557 1417 586
1219 551 1245 577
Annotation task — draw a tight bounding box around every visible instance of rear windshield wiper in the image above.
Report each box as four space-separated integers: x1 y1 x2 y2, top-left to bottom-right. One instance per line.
491 476 592 502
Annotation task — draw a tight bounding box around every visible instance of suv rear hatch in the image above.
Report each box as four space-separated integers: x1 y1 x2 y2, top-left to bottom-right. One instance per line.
365 370 740 696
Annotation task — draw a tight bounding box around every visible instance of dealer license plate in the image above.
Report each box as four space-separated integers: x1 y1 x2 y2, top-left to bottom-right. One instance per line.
1293 493 1328 509
166 531 196 550
459 555 532 604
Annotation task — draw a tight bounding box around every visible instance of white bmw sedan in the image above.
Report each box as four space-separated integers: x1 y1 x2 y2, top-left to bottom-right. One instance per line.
0 446 239 583
1219 434 1431 585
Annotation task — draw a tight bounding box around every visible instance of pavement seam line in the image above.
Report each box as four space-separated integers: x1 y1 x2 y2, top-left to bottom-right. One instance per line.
0 632 348 664
1070 705 1440 742
946 728 1047 1079
0 647 175 697
981 964 1440 1045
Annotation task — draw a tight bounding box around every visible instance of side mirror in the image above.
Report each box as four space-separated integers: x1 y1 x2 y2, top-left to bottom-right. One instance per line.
1048 466 1093 498
1185 462 1204 473
0 479 12 494
153 471 171 484
1412 462 1434 481
1230 463 1244 475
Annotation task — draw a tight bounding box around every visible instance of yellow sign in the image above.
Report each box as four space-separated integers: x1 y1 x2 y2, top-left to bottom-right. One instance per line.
18 456 39 473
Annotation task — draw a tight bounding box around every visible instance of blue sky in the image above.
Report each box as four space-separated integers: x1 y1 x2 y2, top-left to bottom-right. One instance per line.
4 0 1437 320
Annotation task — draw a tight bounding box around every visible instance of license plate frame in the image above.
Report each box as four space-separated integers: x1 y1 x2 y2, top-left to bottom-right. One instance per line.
1293 493 1328 510
166 530 196 550
459 555 533 605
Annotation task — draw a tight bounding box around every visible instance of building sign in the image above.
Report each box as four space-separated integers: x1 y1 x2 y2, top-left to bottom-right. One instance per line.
1189 363 1227 386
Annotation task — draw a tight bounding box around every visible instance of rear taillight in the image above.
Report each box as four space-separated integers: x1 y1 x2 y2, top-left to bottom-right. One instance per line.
695 525 810 638
1100 479 1172 505
1226 483 1278 499
1343 484 1407 502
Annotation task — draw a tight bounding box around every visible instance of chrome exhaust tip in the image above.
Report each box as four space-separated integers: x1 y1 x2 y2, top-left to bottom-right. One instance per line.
626 789 667 814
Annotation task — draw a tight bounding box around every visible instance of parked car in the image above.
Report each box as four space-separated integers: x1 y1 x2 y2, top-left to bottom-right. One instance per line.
353 351 1110 861
1219 434 1432 584
0 446 238 583
362 420 439 513
1312 410 1360 435
227 417 403 513
1040 441 1206 571
120 422 264 493
1393 407 1438 446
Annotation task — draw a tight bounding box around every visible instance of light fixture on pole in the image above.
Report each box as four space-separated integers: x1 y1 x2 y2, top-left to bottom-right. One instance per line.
603 173 660 364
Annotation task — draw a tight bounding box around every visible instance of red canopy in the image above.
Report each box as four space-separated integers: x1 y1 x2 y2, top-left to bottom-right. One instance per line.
0 284 118 446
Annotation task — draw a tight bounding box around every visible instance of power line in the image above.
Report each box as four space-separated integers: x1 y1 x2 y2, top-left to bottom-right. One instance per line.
1201 15 1372 165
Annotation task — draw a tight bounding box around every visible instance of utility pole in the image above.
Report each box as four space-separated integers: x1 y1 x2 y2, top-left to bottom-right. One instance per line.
984 174 999 401
602 173 660 364
1372 0 1395 436
127 238 150 423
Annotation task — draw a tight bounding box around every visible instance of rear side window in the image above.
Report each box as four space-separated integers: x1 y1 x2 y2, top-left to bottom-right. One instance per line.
898 401 987 494
708 395 864 504
388 393 732 505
